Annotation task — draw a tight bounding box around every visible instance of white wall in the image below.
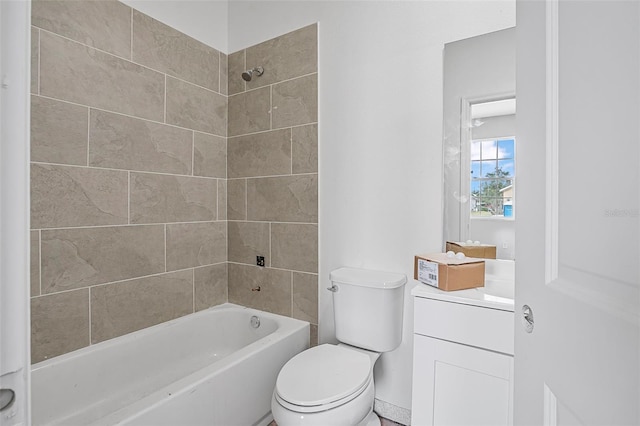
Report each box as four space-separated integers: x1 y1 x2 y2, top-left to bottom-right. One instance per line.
228 0 515 411
121 0 228 51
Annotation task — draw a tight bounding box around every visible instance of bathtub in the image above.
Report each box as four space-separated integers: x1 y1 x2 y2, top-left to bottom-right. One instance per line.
31 303 309 426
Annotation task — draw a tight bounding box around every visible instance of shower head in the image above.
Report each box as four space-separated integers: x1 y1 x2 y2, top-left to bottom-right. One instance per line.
242 66 264 82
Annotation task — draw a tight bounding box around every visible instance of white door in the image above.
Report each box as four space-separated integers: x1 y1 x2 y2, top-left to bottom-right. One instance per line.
0 1 31 425
515 0 639 425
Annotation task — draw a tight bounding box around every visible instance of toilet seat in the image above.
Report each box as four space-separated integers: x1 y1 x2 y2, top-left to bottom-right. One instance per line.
274 344 373 413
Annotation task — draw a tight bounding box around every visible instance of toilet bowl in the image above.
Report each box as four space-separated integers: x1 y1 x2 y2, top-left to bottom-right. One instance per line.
271 267 407 426
271 344 380 426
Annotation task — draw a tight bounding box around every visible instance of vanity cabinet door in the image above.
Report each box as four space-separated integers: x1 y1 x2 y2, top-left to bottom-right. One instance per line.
411 334 513 426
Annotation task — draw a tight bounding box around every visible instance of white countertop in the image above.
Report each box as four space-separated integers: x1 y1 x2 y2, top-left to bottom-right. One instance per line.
411 259 515 312
411 279 514 311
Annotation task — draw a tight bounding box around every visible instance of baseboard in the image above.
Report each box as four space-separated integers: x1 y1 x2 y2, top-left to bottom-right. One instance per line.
374 398 411 425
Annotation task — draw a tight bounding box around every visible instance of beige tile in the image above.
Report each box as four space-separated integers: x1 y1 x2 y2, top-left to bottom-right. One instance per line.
272 74 318 129
32 0 131 58
130 173 217 224
220 53 228 96
310 324 318 347
247 175 318 222
228 129 292 178
31 164 128 229
228 221 270 265
271 223 318 273
91 270 193 343
246 24 317 89
227 179 247 220
228 263 292 316
194 132 226 178
195 263 228 311
31 289 89 363
39 31 164 122
31 231 40 297
166 77 227 136
218 180 227 220
132 11 219 91
166 222 227 271
31 27 39 94
293 272 318 324
41 225 165 293
31 95 88 166
228 50 245 95
228 87 270 137
292 123 318 174
89 110 192 175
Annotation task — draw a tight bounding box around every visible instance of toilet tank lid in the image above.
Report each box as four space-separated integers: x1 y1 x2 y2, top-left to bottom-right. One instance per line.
329 267 407 289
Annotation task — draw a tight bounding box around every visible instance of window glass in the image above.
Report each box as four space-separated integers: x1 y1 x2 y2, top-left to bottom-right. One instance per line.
471 137 515 218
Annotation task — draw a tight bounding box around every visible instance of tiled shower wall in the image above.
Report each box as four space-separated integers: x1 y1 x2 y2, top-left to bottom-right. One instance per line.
29 2 318 363
29 0 228 363
226 25 319 344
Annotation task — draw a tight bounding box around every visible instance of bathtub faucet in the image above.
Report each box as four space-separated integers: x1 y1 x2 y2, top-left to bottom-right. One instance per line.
251 286 261 292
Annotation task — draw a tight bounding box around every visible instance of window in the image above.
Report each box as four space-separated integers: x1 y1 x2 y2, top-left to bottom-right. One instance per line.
470 137 515 218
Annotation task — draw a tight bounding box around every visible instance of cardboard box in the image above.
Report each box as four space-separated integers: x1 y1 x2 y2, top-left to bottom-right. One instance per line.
446 241 497 259
414 253 485 291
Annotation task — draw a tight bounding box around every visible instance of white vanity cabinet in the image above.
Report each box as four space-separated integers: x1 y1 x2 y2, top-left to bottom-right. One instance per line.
411 281 515 426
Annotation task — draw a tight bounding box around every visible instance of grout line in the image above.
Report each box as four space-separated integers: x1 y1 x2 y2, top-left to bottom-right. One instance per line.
269 85 273 130
86 108 91 166
164 224 167 272
30 160 221 180
38 230 42 295
37 28 41 94
224 137 228 179
228 122 318 139
244 178 248 220
29 263 229 300
191 131 195 176
34 220 223 232
215 178 219 221
88 287 92 345
227 219 318 226
164 74 167 123
225 210 229 262
127 171 131 224
290 127 293 175
192 268 196 313
130 8 133 61
226 261 317 275
290 271 294 317
218 50 221 94
227 72 318 99
269 222 272 267
228 172 318 180
31 94 227 138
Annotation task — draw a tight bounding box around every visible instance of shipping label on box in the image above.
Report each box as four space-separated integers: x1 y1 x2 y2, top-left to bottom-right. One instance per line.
414 253 485 291
416 258 439 288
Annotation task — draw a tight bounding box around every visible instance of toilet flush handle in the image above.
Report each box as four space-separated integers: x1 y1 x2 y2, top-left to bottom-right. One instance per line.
327 284 339 292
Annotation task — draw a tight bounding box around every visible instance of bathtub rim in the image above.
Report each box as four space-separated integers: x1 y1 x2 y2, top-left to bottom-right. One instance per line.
31 303 308 372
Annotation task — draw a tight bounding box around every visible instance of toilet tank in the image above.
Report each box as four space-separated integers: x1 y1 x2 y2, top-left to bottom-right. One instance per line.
329 267 407 352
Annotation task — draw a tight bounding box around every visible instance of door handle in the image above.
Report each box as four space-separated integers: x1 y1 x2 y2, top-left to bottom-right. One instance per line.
522 305 534 333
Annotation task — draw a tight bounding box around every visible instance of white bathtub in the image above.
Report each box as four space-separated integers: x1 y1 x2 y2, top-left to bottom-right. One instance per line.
31 303 309 426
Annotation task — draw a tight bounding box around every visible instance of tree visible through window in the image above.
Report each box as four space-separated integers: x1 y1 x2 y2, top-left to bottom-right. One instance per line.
470 138 515 217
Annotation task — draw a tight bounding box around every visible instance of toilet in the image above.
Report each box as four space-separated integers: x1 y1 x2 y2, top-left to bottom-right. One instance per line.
271 267 407 426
